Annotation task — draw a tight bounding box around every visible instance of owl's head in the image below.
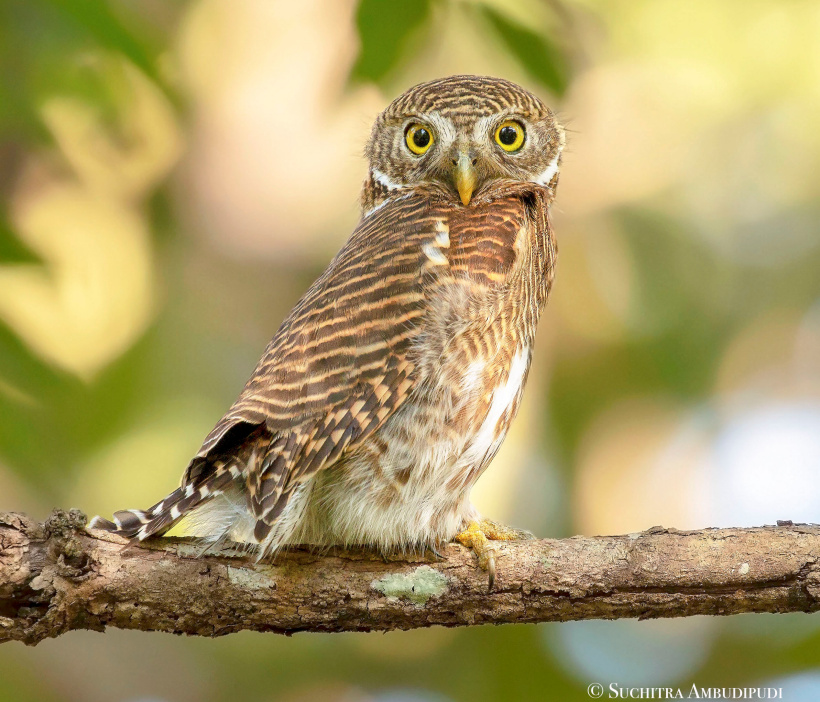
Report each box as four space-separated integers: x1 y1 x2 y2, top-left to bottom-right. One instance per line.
362 75 564 214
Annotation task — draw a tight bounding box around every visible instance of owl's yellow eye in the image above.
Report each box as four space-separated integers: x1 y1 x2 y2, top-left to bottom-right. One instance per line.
405 123 434 155
495 120 525 152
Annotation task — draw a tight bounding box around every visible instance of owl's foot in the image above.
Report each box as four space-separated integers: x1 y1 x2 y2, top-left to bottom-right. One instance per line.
425 544 448 562
454 518 534 591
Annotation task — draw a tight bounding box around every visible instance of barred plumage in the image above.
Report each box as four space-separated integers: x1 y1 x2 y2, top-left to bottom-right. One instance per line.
90 75 564 576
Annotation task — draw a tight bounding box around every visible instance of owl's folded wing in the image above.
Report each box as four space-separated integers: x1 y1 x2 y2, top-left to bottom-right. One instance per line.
187 192 445 536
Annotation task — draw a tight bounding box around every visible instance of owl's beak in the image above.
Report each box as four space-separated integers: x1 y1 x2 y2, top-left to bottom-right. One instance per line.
453 152 478 206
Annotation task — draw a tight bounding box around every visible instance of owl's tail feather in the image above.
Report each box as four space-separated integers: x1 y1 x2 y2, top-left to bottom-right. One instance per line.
88 461 240 541
90 423 272 542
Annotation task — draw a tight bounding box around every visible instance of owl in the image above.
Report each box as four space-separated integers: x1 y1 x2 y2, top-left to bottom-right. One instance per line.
91 75 564 587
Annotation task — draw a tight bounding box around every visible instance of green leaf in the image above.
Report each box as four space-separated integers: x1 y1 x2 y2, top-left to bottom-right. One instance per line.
0 0 176 146
43 0 163 85
479 5 570 96
351 0 432 84
0 211 39 264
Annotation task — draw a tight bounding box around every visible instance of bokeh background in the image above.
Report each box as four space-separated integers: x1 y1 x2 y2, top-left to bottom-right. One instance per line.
2 0 820 700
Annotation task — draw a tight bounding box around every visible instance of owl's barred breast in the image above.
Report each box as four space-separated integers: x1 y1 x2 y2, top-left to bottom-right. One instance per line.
283 185 555 552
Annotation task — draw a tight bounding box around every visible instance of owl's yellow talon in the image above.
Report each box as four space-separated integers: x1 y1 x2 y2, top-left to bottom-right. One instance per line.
455 518 534 590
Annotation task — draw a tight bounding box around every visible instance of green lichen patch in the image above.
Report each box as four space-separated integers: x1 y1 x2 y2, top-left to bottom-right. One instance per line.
371 565 449 606
227 565 276 590
174 543 205 559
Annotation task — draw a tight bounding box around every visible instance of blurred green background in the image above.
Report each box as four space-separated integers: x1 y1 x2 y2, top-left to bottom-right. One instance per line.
2 0 820 700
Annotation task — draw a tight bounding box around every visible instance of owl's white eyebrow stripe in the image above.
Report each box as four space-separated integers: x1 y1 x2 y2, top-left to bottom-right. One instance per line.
473 114 525 140
473 115 497 140
425 113 456 144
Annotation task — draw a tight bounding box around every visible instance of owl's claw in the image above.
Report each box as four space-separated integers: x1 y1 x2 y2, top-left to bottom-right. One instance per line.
426 544 447 562
455 518 534 591
486 550 497 591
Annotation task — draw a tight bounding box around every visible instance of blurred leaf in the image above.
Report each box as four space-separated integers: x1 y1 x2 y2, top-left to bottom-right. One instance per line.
0 0 175 149
43 0 163 85
351 0 432 84
0 318 158 497
0 320 70 496
0 212 39 264
548 209 733 467
479 4 570 96
0 2 58 144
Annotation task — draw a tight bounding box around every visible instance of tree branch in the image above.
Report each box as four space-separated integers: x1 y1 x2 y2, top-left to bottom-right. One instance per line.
2 509 820 645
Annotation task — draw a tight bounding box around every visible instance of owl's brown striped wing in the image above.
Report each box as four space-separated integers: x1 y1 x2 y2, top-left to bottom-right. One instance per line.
187 193 443 536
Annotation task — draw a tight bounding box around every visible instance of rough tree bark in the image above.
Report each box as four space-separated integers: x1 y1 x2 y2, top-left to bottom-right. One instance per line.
2 509 820 646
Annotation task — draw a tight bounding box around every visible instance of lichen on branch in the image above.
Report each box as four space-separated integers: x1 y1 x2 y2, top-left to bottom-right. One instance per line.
2 510 820 646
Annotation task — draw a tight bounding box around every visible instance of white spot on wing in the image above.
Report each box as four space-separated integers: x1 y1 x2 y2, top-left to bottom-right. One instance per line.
435 221 450 248
423 243 449 266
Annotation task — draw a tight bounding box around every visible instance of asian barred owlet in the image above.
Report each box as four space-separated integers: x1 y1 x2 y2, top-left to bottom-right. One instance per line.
91 75 564 587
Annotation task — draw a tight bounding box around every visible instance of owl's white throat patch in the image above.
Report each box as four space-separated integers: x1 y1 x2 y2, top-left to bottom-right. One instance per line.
534 152 560 187
363 169 411 218
371 168 405 191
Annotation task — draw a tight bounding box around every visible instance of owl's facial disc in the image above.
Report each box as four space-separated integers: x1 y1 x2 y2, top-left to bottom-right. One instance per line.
412 113 544 206
411 114 485 205
362 76 565 215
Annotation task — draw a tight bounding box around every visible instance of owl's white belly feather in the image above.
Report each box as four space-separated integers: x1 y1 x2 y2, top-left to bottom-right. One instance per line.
272 344 531 553
461 347 529 467
173 338 532 557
